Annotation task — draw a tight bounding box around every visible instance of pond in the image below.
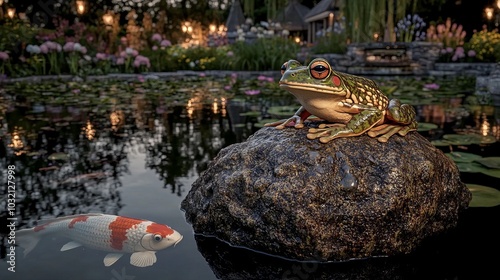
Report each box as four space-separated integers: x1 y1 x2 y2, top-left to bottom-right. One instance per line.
0 74 499 280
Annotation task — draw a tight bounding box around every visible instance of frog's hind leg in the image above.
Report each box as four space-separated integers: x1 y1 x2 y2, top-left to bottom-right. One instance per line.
386 100 416 124
368 121 418 142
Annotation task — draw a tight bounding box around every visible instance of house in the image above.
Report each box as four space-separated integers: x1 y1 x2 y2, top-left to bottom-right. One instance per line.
304 0 340 43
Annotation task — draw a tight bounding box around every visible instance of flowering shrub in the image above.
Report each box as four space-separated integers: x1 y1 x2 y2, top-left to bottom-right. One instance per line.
0 51 11 74
438 46 477 62
426 18 465 48
467 29 500 62
395 14 426 42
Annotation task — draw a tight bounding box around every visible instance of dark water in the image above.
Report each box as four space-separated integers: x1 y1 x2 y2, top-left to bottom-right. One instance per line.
0 81 499 280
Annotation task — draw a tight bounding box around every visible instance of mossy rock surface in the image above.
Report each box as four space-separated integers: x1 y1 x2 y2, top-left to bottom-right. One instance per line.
182 127 471 261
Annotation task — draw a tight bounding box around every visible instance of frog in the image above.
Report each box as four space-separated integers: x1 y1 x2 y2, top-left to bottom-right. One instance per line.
265 58 417 143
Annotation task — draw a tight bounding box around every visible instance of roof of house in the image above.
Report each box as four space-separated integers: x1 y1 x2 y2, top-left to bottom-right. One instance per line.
304 0 337 22
273 0 311 31
225 0 245 32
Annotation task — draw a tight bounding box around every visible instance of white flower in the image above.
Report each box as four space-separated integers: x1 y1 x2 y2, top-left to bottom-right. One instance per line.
73 43 82 52
189 61 195 68
250 26 257 33
282 29 290 36
125 47 134 55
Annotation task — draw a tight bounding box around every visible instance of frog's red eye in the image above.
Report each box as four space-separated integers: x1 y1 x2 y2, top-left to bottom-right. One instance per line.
280 62 288 75
309 61 330 79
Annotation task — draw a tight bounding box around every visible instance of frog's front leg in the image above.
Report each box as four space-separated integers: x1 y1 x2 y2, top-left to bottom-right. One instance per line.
264 106 312 129
308 105 384 143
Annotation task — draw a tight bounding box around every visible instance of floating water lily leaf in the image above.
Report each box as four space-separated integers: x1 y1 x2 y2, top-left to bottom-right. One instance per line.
239 111 261 117
445 152 483 163
480 168 500 179
455 162 485 173
267 106 297 117
442 134 495 145
431 140 452 147
254 119 281 128
48 152 69 161
417 122 438 132
467 184 500 207
474 157 500 169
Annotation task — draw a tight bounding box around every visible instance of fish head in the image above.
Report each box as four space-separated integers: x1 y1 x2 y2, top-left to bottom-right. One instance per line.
138 223 183 251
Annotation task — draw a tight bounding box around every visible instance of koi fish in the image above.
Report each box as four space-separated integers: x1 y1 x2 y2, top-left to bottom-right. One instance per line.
16 213 183 267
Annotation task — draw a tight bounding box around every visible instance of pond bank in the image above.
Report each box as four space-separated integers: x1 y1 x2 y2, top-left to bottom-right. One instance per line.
0 71 281 84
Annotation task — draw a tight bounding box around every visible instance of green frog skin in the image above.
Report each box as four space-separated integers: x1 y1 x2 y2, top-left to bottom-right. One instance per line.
265 58 417 143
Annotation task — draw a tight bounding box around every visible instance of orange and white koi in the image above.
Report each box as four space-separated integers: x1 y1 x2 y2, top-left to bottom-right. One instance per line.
16 213 183 267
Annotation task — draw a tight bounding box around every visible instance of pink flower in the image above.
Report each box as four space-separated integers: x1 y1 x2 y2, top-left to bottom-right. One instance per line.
116 57 125 65
151 33 162 42
63 42 75 52
227 51 234 57
424 83 440 90
245 89 260 95
120 37 127 45
266 77 274 83
96 53 107 60
160 40 171 47
40 44 49 54
152 45 158 51
199 73 206 77
0 51 9 60
467 50 476 57
132 50 138 57
133 55 150 68
257 75 267 81
445 47 453 53
224 85 231 91
80 47 87 54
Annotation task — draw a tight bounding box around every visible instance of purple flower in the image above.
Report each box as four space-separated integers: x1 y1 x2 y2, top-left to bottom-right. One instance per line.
423 83 440 90
0 51 9 60
63 42 75 52
133 55 150 68
245 89 261 95
160 40 171 47
446 47 453 53
257 75 267 81
152 45 158 51
116 57 125 65
266 77 274 83
96 53 107 60
40 44 49 54
467 50 476 57
151 33 162 42
224 85 232 91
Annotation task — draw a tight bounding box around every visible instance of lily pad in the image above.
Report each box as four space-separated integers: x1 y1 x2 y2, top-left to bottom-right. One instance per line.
480 168 500 179
239 111 262 117
474 157 500 169
445 152 483 163
467 184 500 207
431 140 452 147
455 162 485 173
255 119 281 128
48 152 69 161
267 106 297 117
417 122 438 132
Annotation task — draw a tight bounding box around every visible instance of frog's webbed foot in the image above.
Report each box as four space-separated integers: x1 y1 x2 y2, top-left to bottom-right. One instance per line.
367 121 417 142
307 125 355 143
264 106 311 129
264 115 305 129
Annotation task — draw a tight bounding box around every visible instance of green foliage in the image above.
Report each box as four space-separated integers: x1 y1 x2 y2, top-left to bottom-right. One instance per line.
227 37 299 71
468 29 500 62
0 19 37 54
312 32 347 54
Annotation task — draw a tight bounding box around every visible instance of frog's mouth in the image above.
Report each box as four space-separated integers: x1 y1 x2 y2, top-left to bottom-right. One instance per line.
279 81 346 96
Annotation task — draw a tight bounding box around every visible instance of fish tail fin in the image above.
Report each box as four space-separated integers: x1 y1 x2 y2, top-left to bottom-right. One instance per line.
16 229 41 257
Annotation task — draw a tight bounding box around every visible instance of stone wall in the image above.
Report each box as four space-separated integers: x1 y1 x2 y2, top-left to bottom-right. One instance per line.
315 42 442 76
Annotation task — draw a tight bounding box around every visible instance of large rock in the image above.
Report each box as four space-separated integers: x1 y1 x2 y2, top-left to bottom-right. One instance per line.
181 127 471 261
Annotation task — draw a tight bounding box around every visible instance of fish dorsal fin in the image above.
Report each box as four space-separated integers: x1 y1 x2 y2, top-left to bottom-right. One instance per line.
104 253 124 267
130 251 157 267
34 213 105 227
60 241 83 251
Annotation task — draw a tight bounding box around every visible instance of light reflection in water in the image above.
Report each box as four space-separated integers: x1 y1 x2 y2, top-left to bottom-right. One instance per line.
83 120 96 140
